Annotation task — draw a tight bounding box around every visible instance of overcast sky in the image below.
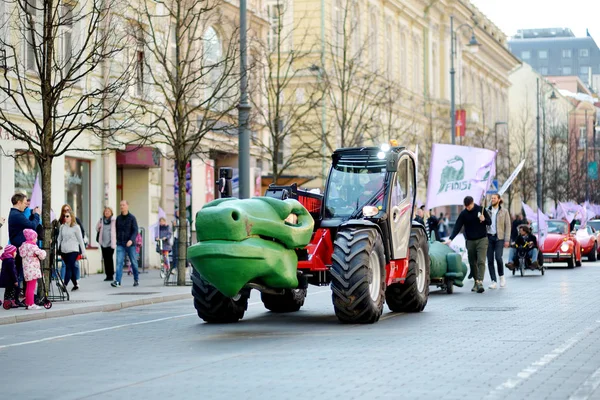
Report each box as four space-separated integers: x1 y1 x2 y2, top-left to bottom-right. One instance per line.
470 0 600 41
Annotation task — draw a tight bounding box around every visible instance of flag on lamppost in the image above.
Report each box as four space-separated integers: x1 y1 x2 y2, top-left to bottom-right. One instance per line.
455 109 466 137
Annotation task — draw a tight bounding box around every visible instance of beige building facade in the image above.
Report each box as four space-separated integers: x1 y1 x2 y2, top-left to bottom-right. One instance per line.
262 0 520 202
0 0 268 271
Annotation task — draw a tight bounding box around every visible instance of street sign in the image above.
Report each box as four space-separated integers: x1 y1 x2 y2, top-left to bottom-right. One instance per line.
589 161 598 181
487 179 499 195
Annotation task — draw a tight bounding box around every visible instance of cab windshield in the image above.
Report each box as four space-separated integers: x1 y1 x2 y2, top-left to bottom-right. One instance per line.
325 163 386 218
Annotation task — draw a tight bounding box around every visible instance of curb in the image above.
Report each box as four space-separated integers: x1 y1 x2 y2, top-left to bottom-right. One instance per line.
0 293 192 326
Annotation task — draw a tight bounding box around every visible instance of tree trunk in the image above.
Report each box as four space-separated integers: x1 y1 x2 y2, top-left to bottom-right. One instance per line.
40 158 53 294
176 160 188 286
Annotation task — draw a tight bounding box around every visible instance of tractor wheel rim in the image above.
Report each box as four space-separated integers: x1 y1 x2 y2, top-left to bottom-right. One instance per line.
416 247 426 293
368 251 381 302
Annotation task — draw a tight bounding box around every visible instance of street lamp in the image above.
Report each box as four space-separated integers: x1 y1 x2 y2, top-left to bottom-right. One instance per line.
536 78 557 211
310 64 327 185
238 0 250 199
450 16 480 145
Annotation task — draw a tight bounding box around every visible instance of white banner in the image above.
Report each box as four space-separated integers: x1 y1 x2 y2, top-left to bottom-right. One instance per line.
498 159 525 196
425 144 497 209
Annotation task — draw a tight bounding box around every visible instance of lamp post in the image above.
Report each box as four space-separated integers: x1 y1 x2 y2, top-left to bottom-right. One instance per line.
494 121 507 188
238 0 250 199
450 16 480 145
449 16 479 220
536 78 557 211
310 64 327 185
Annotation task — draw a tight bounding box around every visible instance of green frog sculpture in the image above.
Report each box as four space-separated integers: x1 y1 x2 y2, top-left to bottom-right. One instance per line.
188 197 314 297
428 240 468 294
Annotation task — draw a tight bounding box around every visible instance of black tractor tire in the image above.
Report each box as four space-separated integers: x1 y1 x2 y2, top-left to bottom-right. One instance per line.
445 278 454 294
567 253 575 269
191 269 250 323
588 243 597 261
330 228 386 324
386 228 430 313
261 289 307 313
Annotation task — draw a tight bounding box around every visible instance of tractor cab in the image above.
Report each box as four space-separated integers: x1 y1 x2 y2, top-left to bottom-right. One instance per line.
322 146 417 261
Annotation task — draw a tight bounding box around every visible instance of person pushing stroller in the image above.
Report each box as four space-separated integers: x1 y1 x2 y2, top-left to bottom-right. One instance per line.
506 225 539 270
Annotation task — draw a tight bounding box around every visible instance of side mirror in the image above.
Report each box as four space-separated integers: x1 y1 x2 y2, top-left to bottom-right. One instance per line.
386 153 398 172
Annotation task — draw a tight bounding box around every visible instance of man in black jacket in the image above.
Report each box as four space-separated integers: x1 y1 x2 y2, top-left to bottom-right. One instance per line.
444 196 491 293
8 193 41 302
112 200 140 287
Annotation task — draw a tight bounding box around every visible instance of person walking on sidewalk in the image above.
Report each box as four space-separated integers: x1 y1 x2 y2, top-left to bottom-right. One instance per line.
57 213 87 291
112 200 140 288
19 229 46 309
445 196 491 293
487 194 511 289
96 207 116 281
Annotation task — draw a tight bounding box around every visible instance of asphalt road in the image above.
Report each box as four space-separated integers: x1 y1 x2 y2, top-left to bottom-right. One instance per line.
1 262 600 400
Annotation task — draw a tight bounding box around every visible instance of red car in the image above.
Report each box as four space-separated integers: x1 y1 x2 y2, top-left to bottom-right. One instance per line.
574 225 598 261
535 219 582 268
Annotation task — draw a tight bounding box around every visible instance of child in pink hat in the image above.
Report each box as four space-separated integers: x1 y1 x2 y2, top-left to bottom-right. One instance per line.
19 229 46 310
0 244 22 308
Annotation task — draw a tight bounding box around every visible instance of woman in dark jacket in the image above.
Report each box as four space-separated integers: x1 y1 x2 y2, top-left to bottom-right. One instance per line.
96 207 117 281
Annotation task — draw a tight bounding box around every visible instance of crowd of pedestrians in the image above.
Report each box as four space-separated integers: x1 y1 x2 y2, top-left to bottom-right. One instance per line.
417 194 536 294
0 191 153 311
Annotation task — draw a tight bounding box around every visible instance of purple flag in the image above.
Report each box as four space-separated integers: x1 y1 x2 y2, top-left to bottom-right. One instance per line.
522 202 536 223
425 144 497 209
29 174 42 209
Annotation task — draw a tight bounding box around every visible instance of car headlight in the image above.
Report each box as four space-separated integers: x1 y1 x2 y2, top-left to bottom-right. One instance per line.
362 206 379 217
560 243 569 252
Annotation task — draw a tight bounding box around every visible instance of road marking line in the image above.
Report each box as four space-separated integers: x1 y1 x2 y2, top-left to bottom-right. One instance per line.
569 366 600 400
0 313 196 350
0 289 331 349
485 322 600 399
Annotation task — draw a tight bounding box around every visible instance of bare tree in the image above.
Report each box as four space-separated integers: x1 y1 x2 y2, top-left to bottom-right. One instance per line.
249 1 322 184
322 0 386 150
0 0 133 269
509 104 537 205
131 0 240 284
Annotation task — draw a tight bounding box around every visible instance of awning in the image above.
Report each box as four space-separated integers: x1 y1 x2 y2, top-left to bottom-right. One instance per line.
116 145 162 168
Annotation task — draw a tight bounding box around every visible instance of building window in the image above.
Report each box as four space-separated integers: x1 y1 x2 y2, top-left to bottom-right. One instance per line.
133 28 145 97
203 26 222 107
385 21 392 77
14 152 39 198
369 9 378 72
521 51 530 60
580 48 589 57
64 158 91 240
538 50 548 59
351 2 360 58
562 49 572 58
413 36 420 92
539 67 548 74
24 0 37 71
579 126 587 149
399 30 407 85
562 66 572 75
61 4 74 71
580 66 590 74
267 2 284 51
